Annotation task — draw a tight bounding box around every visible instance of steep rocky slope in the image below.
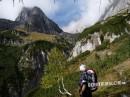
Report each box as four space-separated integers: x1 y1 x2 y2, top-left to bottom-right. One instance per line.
0 28 71 97
100 0 130 20
71 10 130 58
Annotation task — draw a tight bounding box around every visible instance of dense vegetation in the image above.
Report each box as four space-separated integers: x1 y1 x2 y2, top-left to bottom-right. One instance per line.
0 45 23 97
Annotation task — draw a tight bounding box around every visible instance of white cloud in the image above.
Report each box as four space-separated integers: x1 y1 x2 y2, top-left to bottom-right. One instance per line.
0 0 60 20
62 0 112 33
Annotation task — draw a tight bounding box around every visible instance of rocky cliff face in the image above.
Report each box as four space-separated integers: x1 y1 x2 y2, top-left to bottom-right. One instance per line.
71 32 120 58
17 48 47 97
101 0 130 20
0 39 48 97
15 7 63 34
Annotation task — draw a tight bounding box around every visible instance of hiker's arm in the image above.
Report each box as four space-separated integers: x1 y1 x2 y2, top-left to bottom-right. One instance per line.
79 84 86 95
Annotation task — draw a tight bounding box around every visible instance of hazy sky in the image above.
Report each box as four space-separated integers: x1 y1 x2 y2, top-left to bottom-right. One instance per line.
0 0 115 33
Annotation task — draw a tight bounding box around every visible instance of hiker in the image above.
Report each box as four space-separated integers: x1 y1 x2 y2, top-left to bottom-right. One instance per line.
79 64 98 97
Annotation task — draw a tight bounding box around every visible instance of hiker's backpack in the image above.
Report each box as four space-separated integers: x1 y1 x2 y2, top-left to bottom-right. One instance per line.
84 69 98 92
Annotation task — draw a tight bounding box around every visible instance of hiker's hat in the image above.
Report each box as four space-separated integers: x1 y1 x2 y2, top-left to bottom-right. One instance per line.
79 64 86 71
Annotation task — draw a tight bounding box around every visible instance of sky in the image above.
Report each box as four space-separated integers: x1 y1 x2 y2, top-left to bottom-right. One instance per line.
0 0 115 33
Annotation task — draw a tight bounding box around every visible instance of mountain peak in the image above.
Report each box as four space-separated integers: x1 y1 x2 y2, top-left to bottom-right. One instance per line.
31 6 43 14
15 6 63 34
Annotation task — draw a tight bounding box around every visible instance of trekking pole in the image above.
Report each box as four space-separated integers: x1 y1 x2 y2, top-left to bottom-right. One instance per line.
58 77 72 97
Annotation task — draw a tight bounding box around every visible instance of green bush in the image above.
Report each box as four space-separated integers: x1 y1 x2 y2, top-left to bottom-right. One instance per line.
96 40 110 51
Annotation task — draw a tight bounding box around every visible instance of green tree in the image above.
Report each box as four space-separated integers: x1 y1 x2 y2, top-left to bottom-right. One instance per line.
48 47 66 77
42 47 66 88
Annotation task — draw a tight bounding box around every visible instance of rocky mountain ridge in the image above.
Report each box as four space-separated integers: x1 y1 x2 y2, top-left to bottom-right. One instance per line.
15 7 63 34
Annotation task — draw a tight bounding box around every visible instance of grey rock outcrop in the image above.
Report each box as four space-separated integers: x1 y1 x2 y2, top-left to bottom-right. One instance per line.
0 19 18 30
71 32 120 58
8 47 48 97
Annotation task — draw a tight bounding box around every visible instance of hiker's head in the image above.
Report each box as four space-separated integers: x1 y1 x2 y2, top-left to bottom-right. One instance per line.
79 64 86 72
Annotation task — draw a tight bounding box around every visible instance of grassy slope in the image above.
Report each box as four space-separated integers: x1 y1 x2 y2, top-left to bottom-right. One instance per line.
22 32 56 43
26 34 130 97
93 59 130 97
79 11 130 40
